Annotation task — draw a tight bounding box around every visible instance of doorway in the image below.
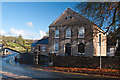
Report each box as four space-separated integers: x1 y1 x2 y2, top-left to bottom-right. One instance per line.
65 43 71 56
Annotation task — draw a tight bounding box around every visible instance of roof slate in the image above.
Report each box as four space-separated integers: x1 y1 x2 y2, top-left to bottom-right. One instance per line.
49 8 91 27
49 8 105 33
31 37 49 47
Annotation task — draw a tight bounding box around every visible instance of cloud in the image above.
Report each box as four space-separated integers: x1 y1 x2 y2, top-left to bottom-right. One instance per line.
10 28 25 36
0 30 6 35
26 21 33 28
1 28 47 40
39 30 47 39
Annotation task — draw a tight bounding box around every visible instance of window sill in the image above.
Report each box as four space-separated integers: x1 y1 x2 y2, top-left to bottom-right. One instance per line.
55 51 59 53
41 51 45 52
66 37 71 39
78 37 84 39
55 37 59 39
78 53 85 54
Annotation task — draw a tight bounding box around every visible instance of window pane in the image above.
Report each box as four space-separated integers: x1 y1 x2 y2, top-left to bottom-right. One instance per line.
42 46 45 52
66 28 71 38
55 29 59 38
55 43 59 51
79 27 85 38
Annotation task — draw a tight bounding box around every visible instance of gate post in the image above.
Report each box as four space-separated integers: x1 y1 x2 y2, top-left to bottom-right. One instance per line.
34 50 38 64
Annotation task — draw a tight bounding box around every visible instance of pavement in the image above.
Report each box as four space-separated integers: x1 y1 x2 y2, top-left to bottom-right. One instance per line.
0 49 119 79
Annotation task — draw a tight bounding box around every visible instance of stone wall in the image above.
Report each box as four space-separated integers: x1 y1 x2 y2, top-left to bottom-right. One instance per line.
53 56 119 70
19 53 35 64
49 25 94 56
37 44 49 56
19 53 49 65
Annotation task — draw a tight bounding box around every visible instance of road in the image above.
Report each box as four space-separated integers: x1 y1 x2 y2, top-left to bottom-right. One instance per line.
0 50 109 79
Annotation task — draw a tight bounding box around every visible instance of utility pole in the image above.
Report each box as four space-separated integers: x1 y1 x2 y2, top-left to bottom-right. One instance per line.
100 44 101 69
99 34 102 69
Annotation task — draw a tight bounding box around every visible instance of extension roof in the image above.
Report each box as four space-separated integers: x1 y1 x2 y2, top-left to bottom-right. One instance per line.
37 37 49 44
31 37 49 47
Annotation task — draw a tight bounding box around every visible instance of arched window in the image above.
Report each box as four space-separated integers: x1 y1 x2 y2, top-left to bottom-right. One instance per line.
55 29 59 38
66 28 71 38
79 27 85 38
78 43 85 53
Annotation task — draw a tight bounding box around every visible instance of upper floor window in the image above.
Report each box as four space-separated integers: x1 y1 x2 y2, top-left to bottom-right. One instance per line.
65 16 72 20
99 34 101 46
66 28 71 38
55 29 59 38
79 27 85 38
55 42 59 52
41 46 45 52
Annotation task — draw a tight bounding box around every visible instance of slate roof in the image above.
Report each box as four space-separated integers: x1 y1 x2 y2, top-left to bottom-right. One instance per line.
49 8 105 33
31 37 49 47
31 42 37 47
37 37 49 44
49 8 91 27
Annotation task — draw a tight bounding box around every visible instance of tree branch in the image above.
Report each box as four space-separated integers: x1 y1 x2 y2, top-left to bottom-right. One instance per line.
105 3 120 33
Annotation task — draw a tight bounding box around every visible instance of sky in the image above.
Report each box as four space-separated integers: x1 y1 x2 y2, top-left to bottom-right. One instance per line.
1 2 78 40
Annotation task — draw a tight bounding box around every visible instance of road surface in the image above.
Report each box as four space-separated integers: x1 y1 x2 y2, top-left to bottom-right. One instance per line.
0 50 109 79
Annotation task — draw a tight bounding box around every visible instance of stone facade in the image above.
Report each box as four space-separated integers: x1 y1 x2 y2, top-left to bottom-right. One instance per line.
48 8 107 56
37 44 49 56
31 37 49 56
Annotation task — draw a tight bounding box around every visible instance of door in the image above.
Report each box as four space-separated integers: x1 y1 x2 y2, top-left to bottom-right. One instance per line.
65 43 71 56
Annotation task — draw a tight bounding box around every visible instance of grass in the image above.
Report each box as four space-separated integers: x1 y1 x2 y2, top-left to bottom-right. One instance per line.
25 44 31 47
6 42 31 53
7 42 21 47
5 42 32 53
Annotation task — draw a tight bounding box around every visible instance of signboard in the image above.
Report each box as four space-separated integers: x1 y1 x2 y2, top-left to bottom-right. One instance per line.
99 34 101 46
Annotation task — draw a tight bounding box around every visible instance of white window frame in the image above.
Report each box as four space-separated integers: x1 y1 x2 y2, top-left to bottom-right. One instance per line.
41 46 45 52
79 27 85 38
55 42 59 52
66 28 71 38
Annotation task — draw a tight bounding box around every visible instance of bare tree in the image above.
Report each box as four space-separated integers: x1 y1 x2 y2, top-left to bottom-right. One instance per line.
75 2 120 33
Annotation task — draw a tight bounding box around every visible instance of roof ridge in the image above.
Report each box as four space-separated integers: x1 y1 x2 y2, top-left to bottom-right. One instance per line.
49 8 105 33
39 37 49 41
65 8 105 33
49 8 69 27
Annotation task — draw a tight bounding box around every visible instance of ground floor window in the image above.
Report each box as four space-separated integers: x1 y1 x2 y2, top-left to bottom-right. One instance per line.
78 43 85 54
41 46 45 52
55 43 59 52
